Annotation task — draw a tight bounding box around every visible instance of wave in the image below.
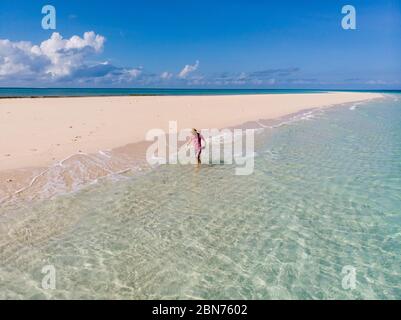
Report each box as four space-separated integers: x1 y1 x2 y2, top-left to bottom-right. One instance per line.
2 148 150 207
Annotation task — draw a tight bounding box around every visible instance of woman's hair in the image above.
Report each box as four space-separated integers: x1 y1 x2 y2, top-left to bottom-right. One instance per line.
192 128 198 134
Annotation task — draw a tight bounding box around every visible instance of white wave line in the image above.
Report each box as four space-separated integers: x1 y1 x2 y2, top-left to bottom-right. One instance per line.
15 168 51 194
255 121 269 128
14 149 136 196
114 168 131 175
98 150 112 158
59 152 89 166
15 152 92 195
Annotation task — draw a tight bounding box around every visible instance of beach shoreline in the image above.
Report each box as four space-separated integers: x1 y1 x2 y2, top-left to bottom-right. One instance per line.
0 92 384 202
0 92 382 171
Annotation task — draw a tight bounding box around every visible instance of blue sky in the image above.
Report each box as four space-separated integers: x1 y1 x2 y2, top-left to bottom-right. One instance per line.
0 0 400 89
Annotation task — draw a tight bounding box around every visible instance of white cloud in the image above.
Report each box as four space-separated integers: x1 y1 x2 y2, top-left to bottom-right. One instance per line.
0 31 106 82
0 39 42 78
160 71 173 80
105 67 142 83
365 79 387 85
178 60 199 78
40 31 105 77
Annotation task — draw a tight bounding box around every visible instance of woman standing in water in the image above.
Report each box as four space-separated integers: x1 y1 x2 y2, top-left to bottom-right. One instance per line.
187 128 206 165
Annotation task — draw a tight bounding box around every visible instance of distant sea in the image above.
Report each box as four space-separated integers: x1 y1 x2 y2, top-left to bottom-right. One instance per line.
0 87 400 98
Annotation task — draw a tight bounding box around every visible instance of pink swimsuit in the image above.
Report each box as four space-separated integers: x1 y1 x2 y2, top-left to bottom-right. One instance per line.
191 133 205 156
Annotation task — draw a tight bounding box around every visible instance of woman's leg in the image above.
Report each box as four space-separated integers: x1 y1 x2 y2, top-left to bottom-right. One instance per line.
196 149 201 164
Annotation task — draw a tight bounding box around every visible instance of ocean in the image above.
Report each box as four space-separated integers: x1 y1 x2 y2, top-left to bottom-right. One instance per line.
1 87 399 98
0 94 400 299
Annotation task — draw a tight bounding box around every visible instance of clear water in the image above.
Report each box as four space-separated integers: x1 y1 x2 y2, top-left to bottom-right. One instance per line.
0 96 400 299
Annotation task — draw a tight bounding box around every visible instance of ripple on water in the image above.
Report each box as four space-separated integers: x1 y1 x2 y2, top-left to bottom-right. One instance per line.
1 96 401 299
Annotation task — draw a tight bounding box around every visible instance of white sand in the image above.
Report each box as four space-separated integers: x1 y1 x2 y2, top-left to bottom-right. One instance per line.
0 92 382 171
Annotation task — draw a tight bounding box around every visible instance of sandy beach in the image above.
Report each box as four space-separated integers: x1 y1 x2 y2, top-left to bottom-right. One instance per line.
0 92 383 201
0 92 381 171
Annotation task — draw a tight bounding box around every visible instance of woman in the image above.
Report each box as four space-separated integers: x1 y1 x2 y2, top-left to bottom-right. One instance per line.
187 128 206 165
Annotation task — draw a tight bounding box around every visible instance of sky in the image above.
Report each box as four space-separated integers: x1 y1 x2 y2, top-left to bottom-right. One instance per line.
0 0 400 89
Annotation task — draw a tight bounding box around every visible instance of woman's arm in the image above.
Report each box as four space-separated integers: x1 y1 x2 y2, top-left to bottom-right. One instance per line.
185 136 193 147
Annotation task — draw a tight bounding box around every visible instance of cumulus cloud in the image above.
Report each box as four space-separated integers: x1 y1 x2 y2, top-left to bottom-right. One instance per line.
0 39 46 79
0 31 147 86
0 35 313 88
0 31 106 82
178 60 199 78
40 32 105 77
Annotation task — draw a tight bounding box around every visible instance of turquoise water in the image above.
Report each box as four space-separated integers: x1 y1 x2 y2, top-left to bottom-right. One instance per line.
1 88 399 98
0 96 400 299
0 88 329 97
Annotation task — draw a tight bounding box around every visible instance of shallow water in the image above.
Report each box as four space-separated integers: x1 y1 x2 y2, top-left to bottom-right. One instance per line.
1 96 400 299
